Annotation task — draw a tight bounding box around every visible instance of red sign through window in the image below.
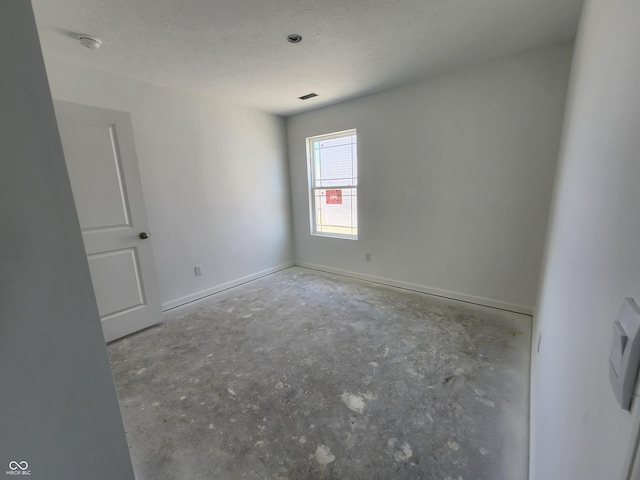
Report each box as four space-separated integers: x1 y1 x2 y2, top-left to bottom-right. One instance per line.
326 189 342 205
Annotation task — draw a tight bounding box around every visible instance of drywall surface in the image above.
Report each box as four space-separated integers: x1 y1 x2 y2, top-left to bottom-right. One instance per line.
43 59 293 309
287 43 573 312
0 2 134 479
530 1 640 479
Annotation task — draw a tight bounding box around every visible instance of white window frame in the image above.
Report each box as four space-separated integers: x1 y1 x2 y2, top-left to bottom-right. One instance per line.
306 129 358 240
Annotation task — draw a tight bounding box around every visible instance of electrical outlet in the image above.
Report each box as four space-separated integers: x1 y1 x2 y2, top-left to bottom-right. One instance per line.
365 253 372 262
194 265 203 276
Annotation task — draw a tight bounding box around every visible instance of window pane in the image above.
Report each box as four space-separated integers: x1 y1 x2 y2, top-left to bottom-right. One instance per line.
313 135 357 188
313 187 358 236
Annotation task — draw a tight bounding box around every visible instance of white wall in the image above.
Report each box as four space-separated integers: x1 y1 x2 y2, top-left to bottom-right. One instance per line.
287 43 573 313
530 1 640 478
43 59 294 310
0 2 134 478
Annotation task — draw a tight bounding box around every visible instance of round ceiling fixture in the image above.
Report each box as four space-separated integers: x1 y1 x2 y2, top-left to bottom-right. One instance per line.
286 33 302 44
77 35 102 50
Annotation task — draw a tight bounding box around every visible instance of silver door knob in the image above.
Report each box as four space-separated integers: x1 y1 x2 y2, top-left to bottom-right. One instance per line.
139 232 150 239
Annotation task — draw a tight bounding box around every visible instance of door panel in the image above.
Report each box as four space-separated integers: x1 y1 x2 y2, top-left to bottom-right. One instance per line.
61 120 132 230
87 248 145 318
55 101 162 342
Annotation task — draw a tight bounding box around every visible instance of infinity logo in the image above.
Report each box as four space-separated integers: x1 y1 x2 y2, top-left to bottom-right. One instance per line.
8 461 28 471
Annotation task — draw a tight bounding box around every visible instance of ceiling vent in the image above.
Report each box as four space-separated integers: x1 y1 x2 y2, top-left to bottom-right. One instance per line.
299 93 318 100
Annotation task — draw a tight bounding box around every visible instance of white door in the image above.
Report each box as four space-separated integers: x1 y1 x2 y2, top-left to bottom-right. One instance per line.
54 101 162 342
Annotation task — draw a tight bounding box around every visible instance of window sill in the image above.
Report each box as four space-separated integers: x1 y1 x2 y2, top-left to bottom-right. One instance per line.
311 232 358 241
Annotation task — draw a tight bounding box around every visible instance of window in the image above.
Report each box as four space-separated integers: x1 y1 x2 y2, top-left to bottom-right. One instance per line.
307 129 358 239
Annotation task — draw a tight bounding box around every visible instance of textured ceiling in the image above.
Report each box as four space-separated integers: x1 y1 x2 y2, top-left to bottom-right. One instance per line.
31 0 584 116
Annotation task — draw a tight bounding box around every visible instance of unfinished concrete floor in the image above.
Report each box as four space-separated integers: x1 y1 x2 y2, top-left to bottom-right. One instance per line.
107 267 531 480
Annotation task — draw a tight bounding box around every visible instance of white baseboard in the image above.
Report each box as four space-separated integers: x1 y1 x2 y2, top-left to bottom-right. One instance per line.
295 262 533 316
162 260 533 316
161 262 295 311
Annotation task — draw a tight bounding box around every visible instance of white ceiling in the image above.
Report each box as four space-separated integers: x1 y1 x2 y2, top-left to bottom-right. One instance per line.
32 0 584 117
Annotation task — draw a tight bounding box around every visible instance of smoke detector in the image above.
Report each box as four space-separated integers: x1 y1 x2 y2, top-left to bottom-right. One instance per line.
77 35 102 50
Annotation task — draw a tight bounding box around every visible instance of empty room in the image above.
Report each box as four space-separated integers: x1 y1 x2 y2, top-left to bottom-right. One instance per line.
2 0 640 479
